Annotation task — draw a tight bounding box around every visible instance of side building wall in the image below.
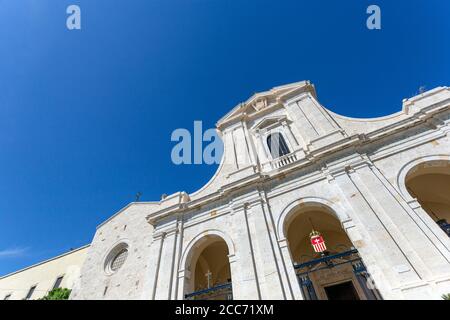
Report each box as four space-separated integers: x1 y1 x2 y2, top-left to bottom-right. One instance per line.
0 245 89 300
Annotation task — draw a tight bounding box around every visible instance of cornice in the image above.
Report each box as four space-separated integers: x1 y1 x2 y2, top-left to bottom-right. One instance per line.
216 81 315 130
145 87 449 226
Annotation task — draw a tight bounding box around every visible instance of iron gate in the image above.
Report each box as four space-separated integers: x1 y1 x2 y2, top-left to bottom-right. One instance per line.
184 282 233 300
294 248 382 300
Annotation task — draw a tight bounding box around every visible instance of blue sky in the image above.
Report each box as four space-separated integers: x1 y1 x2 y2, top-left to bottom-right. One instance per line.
0 0 449 276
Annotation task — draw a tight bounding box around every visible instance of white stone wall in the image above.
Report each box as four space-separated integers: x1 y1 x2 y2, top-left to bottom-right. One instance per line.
70 203 156 299
71 82 450 300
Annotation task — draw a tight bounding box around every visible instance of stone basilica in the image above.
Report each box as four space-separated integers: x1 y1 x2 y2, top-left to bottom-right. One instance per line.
55 81 450 299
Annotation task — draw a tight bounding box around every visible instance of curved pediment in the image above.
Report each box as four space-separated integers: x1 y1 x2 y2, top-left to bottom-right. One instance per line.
189 82 450 203
217 80 316 129
251 115 290 131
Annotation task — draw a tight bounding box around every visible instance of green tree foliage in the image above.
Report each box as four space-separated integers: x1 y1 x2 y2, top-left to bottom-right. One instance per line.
442 293 450 300
40 288 71 300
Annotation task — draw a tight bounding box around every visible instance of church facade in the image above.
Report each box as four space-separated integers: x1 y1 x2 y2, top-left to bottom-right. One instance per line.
70 81 450 300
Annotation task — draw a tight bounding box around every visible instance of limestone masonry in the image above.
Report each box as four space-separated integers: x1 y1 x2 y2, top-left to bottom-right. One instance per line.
3 81 450 300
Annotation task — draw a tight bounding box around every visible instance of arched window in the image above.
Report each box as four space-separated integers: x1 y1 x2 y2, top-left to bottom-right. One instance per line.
104 243 129 274
267 133 290 158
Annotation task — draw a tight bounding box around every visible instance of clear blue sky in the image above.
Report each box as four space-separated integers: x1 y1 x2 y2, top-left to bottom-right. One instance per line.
0 0 449 276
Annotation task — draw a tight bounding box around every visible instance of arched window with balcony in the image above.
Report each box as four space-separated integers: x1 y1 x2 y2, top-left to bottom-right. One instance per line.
267 132 290 159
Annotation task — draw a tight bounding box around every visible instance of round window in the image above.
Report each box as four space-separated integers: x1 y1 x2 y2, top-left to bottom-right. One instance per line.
110 248 128 271
105 243 129 274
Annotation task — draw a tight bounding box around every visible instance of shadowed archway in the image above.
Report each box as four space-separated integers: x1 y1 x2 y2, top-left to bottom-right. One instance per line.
284 202 381 300
405 160 450 237
182 234 232 300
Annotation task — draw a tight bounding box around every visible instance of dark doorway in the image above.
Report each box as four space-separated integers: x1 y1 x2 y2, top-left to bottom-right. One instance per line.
324 281 360 300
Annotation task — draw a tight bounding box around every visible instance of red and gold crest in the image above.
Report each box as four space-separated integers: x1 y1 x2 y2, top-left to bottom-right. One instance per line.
310 230 326 253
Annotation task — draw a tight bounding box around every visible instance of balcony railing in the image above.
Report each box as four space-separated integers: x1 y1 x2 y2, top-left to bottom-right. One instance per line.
184 282 233 300
262 150 301 171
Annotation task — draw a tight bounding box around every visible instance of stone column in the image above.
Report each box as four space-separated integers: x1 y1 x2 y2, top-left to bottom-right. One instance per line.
285 93 346 149
228 253 239 299
245 200 286 299
280 119 301 150
140 231 166 300
407 198 450 258
176 269 188 300
242 119 260 168
330 166 420 299
222 128 239 172
285 95 320 145
229 203 261 299
256 129 270 162
153 228 177 300
233 125 252 169
278 238 304 300
258 191 304 300
170 218 184 300
356 163 450 277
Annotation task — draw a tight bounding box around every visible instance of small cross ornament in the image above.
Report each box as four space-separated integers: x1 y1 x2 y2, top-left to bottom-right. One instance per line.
205 270 212 289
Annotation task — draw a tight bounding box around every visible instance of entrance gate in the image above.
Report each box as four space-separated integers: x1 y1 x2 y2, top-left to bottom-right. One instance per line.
294 248 382 300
